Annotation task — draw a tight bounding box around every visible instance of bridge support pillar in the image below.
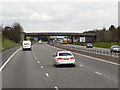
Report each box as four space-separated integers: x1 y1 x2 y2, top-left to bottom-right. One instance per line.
94 36 97 42
24 35 27 40
71 36 74 44
21 32 25 42
47 36 50 43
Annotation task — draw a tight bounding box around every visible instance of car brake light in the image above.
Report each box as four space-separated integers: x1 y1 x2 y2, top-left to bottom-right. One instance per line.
70 57 74 59
58 57 62 60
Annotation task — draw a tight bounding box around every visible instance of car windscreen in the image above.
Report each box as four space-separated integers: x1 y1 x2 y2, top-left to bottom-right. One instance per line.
87 44 92 45
112 46 119 48
59 53 72 56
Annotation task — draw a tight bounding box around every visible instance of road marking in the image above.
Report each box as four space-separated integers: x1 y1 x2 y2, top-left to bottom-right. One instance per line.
0 48 21 72
95 72 102 75
41 66 43 68
35 57 37 59
38 61 40 63
55 86 59 90
47 44 120 66
73 52 120 66
45 73 49 77
79 64 84 67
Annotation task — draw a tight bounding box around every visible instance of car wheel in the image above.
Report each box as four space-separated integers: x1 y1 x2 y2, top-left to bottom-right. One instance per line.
55 64 59 67
73 64 76 67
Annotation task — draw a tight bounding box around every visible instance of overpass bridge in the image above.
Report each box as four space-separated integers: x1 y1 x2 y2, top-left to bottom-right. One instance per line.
21 32 97 43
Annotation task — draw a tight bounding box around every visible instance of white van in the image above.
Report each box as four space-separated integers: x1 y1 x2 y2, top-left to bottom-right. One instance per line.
22 40 32 51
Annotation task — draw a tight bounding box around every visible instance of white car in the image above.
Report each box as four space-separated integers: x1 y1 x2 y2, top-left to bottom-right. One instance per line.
39 40 42 44
53 51 75 67
22 40 32 51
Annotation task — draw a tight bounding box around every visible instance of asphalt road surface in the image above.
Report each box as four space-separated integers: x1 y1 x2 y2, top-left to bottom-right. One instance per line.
2 43 118 89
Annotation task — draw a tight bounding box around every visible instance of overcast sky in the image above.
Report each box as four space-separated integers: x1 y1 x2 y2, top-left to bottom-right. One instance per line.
0 0 118 33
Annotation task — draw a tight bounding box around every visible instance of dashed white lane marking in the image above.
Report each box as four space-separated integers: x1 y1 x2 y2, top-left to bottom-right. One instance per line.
0 47 21 72
38 61 40 63
41 66 43 68
55 86 59 90
95 72 102 75
47 44 120 66
45 73 49 77
79 64 84 67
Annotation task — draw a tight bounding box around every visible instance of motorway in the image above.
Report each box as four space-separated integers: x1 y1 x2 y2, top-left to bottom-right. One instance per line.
63 44 110 53
2 43 118 89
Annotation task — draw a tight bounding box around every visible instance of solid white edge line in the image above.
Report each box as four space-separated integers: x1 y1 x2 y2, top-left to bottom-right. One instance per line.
73 52 120 66
0 47 21 72
47 44 120 66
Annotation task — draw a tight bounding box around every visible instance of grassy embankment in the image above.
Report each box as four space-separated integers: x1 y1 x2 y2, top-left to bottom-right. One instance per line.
74 42 120 48
2 38 20 50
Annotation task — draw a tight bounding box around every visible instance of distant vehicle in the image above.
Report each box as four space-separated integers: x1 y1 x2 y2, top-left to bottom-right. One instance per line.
60 40 63 44
31 42 34 45
63 38 67 44
86 43 93 48
39 40 42 44
57 39 63 44
53 51 75 67
110 45 120 53
22 40 32 51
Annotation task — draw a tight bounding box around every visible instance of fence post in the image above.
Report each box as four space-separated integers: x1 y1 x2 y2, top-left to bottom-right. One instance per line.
107 52 108 56
118 53 120 60
115 52 116 57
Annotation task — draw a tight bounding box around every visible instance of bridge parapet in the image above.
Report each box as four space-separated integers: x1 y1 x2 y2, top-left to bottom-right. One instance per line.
22 32 96 37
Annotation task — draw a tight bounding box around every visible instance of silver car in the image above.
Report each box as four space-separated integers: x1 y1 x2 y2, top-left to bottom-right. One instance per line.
53 51 75 67
110 45 120 53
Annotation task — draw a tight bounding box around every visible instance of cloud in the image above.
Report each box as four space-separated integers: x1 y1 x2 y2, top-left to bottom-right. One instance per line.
1 1 118 32
28 13 51 21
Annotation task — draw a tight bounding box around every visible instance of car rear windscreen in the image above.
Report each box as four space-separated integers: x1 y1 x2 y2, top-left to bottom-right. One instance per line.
59 53 72 56
24 43 30 45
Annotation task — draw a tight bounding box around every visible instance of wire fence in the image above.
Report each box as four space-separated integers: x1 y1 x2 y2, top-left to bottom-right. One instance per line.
52 44 120 59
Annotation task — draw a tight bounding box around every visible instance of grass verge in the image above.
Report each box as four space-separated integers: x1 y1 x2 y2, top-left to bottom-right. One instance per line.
2 38 20 50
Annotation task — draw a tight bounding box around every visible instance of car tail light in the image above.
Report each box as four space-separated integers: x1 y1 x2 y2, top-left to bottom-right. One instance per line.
70 57 74 59
58 57 62 60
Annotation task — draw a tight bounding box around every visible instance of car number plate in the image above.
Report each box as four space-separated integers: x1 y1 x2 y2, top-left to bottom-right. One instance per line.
64 58 69 60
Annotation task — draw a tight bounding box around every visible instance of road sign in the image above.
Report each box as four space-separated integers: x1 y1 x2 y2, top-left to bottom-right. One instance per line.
34 38 38 41
80 37 85 42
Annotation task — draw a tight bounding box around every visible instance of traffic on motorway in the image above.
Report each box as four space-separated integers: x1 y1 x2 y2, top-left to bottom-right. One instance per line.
2 41 119 89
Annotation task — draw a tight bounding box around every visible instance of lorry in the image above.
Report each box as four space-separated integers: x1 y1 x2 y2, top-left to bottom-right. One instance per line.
63 38 67 44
